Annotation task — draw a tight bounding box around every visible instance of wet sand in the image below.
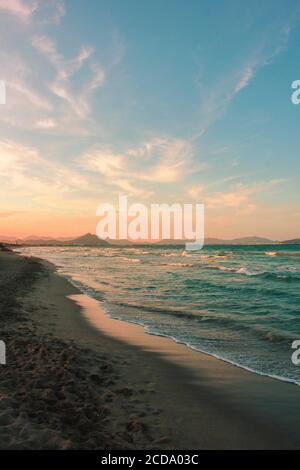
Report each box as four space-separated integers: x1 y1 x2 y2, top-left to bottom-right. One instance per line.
0 250 300 449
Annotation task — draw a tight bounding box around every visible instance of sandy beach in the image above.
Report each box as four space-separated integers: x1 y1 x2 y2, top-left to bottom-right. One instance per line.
0 249 300 449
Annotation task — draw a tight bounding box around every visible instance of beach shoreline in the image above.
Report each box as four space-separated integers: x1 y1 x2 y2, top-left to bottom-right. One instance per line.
1 250 300 449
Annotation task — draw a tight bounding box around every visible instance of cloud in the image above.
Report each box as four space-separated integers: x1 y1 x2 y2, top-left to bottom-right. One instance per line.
193 19 295 141
188 185 205 199
41 0 65 24
0 0 65 24
0 0 38 22
141 138 194 183
31 35 95 78
82 148 125 178
112 179 150 196
188 173 254 200
204 179 287 212
31 34 104 120
234 66 255 93
0 43 104 133
35 118 57 129
10 79 52 110
31 35 61 65
80 137 196 195
0 1 122 135
0 140 88 203
0 52 54 128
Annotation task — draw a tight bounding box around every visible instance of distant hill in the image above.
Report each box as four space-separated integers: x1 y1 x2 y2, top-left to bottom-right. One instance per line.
156 239 187 246
225 236 274 245
0 236 16 243
281 238 300 245
12 234 284 247
20 233 108 247
17 237 64 246
70 233 108 246
23 235 56 241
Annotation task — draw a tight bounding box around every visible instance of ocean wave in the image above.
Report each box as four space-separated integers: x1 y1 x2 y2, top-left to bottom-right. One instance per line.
161 253 180 257
114 300 298 344
123 248 150 254
99 301 300 386
236 267 266 276
209 264 266 276
164 262 193 268
121 257 141 263
161 250 191 258
217 266 236 272
109 299 214 320
16 245 300 386
270 251 300 257
209 263 300 280
264 331 290 343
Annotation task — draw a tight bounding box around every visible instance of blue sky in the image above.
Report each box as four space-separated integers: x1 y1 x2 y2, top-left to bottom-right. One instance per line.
0 0 300 239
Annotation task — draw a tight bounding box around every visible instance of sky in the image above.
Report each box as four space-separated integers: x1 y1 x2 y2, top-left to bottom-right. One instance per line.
1 0 300 240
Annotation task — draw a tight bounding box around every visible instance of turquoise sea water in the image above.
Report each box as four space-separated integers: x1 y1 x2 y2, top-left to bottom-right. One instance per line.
19 245 300 384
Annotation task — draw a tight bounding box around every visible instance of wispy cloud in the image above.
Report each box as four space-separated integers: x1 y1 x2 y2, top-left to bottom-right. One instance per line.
31 33 105 123
35 118 57 129
203 179 287 213
0 52 53 128
0 0 38 22
193 18 295 141
234 66 255 93
80 137 197 195
0 0 65 24
0 140 89 205
0 1 123 135
10 79 52 110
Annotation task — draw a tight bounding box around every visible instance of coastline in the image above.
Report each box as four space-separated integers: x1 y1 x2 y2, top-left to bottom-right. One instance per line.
1 250 300 449
73 290 300 387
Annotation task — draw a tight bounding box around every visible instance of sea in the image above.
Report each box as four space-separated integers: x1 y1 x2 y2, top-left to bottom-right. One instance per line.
17 244 300 384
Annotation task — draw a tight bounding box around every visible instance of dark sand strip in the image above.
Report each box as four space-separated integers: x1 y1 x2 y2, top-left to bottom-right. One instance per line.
1 250 300 449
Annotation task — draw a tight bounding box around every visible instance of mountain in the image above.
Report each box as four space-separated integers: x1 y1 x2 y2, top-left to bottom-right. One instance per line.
156 239 187 246
69 233 108 246
20 233 108 246
281 238 300 244
23 235 73 241
0 236 16 243
23 235 56 241
17 237 63 246
198 236 274 245
16 234 278 247
227 236 274 245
